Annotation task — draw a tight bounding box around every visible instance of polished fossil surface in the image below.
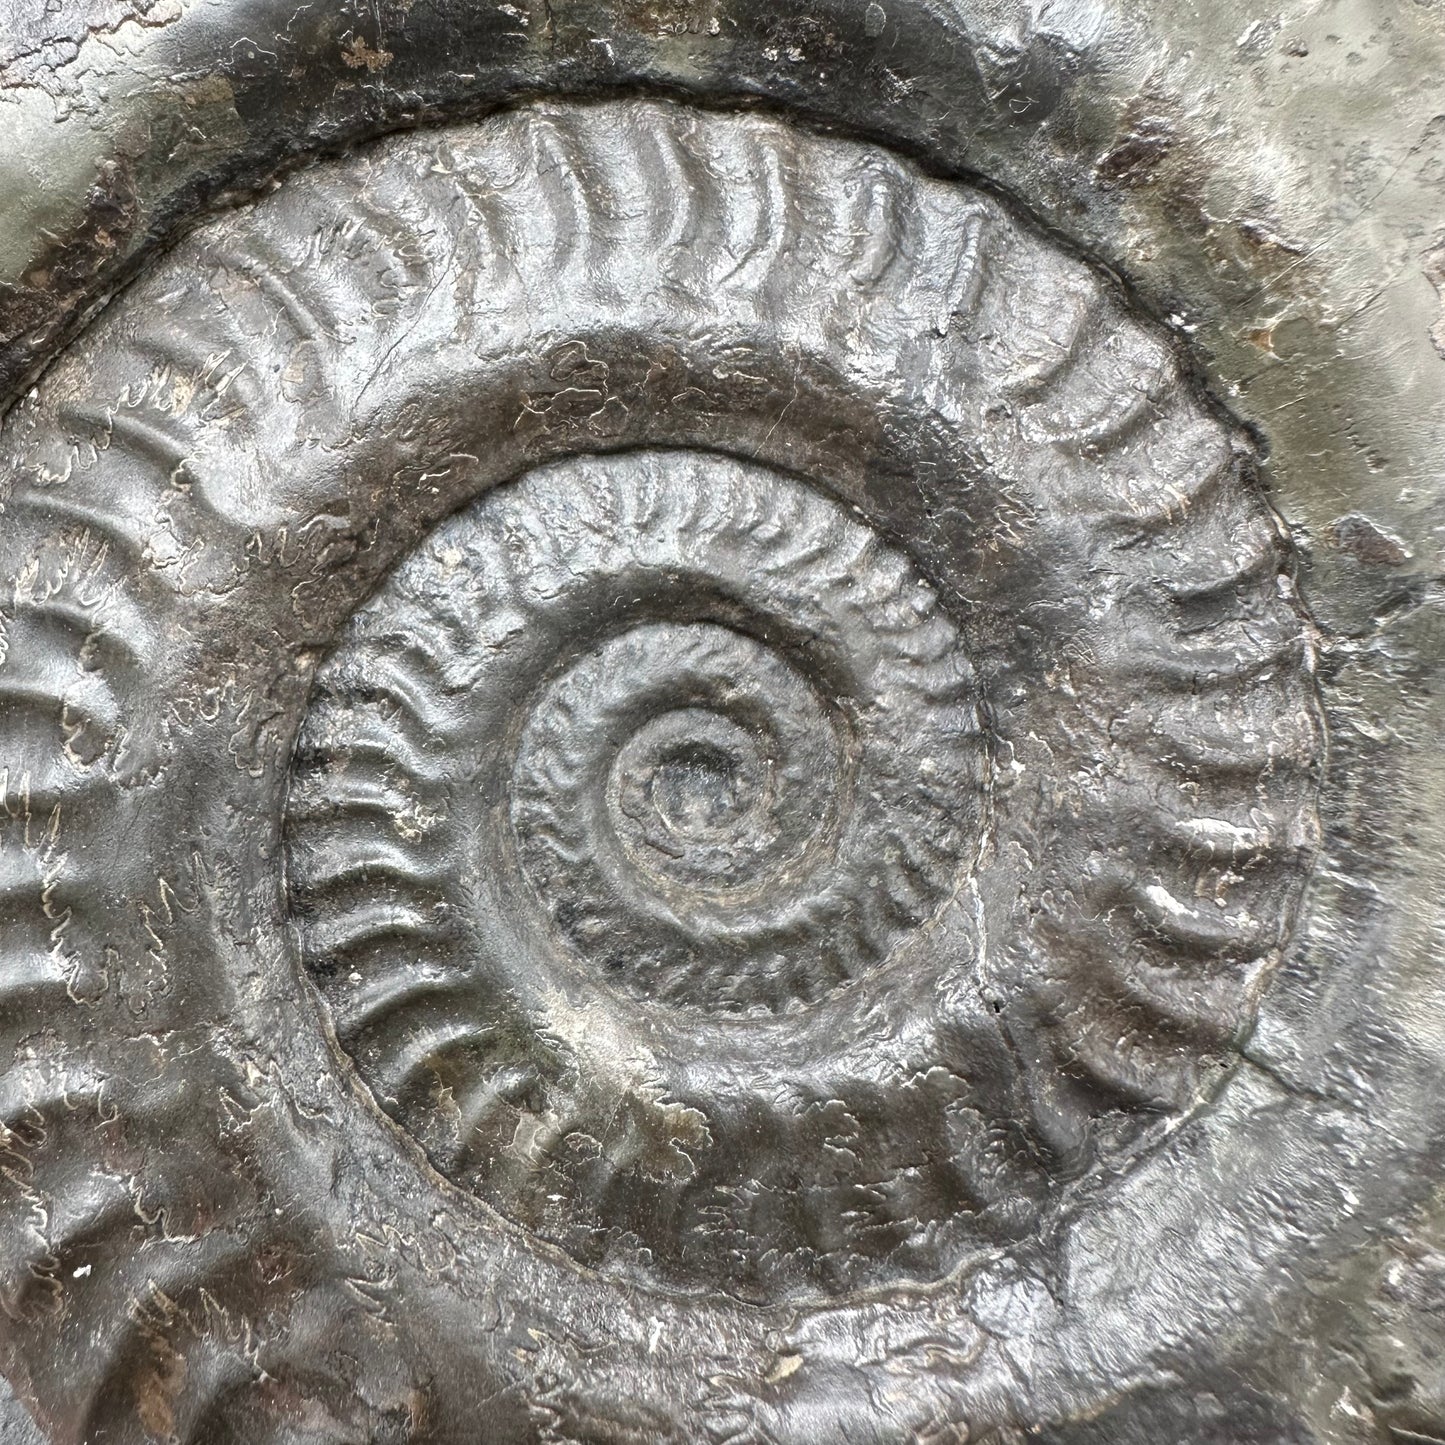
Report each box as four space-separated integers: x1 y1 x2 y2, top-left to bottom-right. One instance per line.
0 2 1442 1443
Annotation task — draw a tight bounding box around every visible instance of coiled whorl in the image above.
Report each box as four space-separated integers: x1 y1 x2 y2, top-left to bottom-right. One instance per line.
0 95 1321 1357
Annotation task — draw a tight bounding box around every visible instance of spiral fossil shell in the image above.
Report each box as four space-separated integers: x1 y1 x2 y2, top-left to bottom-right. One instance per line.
290 453 980 1018
286 450 987 1296
0 89 1322 1406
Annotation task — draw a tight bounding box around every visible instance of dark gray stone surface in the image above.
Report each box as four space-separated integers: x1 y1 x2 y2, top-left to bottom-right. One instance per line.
0 2 1441 1442
0 1376 43 1445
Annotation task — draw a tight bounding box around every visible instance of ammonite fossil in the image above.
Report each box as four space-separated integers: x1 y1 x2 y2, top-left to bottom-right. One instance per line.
288 448 990 1299
0 90 1327 1437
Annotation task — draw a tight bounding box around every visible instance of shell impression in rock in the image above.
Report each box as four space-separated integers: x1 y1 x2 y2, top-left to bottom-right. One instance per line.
287 450 987 1298
0 98 1322 1320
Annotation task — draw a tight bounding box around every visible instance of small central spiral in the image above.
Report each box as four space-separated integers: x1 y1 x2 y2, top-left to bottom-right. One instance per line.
625 712 759 844
592 630 834 890
512 618 863 1009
